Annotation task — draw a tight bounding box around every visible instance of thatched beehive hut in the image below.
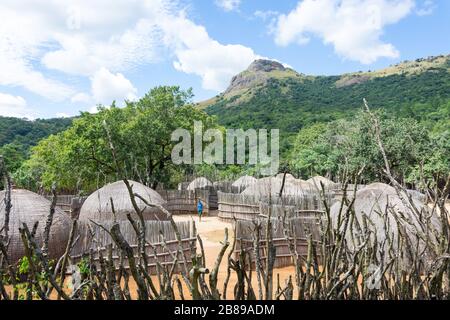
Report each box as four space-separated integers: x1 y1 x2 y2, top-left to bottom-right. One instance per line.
362 182 426 202
306 176 336 189
242 177 313 197
0 189 72 263
79 180 167 222
232 175 257 192
330 184 440 265
186 177 213 191
291 178 314 189
275 173 296 181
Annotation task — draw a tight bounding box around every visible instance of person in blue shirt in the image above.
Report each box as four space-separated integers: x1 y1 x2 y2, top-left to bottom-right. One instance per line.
197 198 203 222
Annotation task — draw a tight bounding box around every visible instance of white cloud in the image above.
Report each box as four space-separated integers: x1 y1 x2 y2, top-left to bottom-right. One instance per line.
0 93 36 119
160 14 261 91
273 0 415 64
215 0 241 12
0 39 75 101
71 92 92 104
71 69 138 109
91 68 138 105
0 0 265 110
0 1 165 76
416 0 435 16
55 112 70 118
254 10 279 21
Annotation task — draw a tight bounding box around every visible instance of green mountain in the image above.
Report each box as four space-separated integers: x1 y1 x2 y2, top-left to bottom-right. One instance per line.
202 55 450 150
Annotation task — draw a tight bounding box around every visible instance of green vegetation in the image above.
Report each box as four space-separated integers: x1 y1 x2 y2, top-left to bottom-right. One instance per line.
0 117 73 173
202 56 450 185
1 56 449 190
289 110 449 187
205 58 450 156
15 86 218 193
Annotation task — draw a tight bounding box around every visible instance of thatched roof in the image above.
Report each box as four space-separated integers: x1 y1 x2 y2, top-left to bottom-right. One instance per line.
362 182 426 202
0 189 72 263
306 176 336 188
275 173 296 181
186 177 212 191
330 186 440 265
79 180 167 222
232 175 257 191
363 182 396 193
291 179 314 189
241 177 314 197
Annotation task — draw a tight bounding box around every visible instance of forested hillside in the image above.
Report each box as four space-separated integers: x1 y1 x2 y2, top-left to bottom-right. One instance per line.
204 55 450 151
0 117 73 171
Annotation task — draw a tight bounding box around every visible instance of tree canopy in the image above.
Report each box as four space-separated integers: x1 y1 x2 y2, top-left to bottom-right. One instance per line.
288 111 449 187
15 86 218 193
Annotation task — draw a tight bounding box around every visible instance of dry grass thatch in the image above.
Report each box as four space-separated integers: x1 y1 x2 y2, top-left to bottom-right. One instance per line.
363 182 426 202
0 189 72 263
306 176 336 188
186 177 212 191
232 175 257 192
79 180 167 222
330 185 441 266
275 173 296 181
241 176 315 197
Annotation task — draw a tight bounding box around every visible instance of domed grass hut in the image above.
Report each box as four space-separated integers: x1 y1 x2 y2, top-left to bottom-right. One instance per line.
0 189 72 264
306 176 336 189
242 177 313 198
363 182 426 202
330 184 440 265
186 177 213 191
79 180 167 223
276 173 297 181
232 175 257 193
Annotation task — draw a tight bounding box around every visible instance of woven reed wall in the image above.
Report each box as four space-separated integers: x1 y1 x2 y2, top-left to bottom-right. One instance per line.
158 189 210 215
217 191 331 221
214 181 240 194
208 187 218 210
234 215 322 269
2 189 72 264
332 184 367 200
71 220 196 274
44 194 86 215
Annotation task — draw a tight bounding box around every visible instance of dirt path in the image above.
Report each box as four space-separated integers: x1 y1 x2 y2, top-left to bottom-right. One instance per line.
172 212 295 299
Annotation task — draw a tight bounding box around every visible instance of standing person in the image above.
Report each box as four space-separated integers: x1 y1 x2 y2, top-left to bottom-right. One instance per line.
197 198 203 222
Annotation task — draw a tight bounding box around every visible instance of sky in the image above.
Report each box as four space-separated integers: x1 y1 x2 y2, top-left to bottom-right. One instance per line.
0 0 448 119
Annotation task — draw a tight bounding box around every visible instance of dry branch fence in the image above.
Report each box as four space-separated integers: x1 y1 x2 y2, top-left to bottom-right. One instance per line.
234 215 322 268
217 191 331 221
158 189 210 215
44 194 87 218
71 220 196 274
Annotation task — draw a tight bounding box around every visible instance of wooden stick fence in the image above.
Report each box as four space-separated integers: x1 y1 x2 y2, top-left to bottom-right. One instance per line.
44 194 87 218
218 191 331 221
158 189 210 215
234 215 322 268
71 220 196 274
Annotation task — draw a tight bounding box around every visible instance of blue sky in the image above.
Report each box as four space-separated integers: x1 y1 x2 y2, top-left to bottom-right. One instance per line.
0 0 448 119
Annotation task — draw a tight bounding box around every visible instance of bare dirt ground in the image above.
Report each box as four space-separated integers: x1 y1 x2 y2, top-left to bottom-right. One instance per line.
157 212 296 299
119 212 296 299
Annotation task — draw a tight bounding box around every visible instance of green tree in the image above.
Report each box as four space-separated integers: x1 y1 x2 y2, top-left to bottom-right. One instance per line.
18 86 218 192
289 111 436 184
0 142 26 173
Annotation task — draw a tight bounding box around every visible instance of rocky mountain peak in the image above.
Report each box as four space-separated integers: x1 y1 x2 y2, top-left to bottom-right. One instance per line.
247 59 286 73
224 59 290 95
